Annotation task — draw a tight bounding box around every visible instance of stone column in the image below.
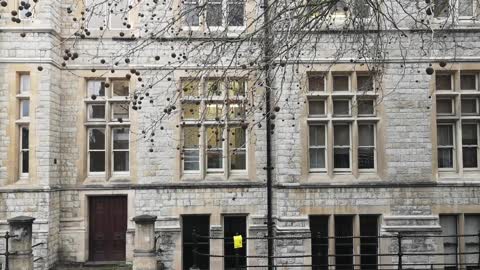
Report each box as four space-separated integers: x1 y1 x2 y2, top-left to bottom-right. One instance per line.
133 215 157 270
7 216 35 270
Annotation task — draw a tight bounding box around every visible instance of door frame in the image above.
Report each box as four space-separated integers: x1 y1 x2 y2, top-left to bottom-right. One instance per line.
78 190 135 263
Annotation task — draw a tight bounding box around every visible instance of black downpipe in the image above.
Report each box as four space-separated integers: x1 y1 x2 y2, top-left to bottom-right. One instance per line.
262 0 274 269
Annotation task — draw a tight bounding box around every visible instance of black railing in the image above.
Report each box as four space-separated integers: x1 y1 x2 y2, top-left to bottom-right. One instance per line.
0 232 45 269
0 232 17 270
189 231 480 269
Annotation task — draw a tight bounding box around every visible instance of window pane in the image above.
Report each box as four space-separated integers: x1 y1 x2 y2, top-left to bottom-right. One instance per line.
358 100 374 115
184 126 200 148
228 103 245 120
360 216 379 270
438 148 454 168
334 125 350 146
206 0 222 26
459 0 474 16
462 124 477 145
353 0 370 18
206 103 224 120
227 0 245 26
113 128 129 150
109 0 128 28
333 75 349 91
182 80 199 96
462 98 477 115
310 148 326 169
335 216 354 270
182 215 210 270
465 215 480 266
87 80 106 97
434 0 449 17
309 75 325 92
207 80 222 96
359 124 374 146
89 151 105 172
230 127 246 170
113 151 129 171
228 80 245 96
207 127 223 169
88 104 105 120
463 147 477 168
112 80 129 96
437 99 454 114
334 148 350 169
309 100 325 116
22 150 29 173
183 103 200 120
359 148 374 169
184 150 200 170
86 0 106 28
89 128 105 150
333 100 350 116
21 100 30 117
20 74 30 93
357 75 373 92
21 127 29 149
461 74 477 90
310 125 326 146
184 1 200 26
112 103 129 120
310 216 329 270
438 125 454 146
436 75 452 90
440 215 458 266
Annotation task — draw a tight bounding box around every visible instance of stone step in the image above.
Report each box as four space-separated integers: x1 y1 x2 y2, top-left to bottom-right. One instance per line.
55 262 133 270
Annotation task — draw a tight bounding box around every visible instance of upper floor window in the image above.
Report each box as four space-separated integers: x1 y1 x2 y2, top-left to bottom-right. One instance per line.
435 71 480 172
307 71 379 175
433 0 478 20
183 0 246 28
181 77 248 177
310 214 379 270
85 79 131 177
17 73 31 179
306 0 372 19
86 0 131 30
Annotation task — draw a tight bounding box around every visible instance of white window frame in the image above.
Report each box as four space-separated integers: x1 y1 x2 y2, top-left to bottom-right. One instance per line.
460 73 478 91
461 97 479 115
437 98 456 116
229 126 247 173
85 0 131 30
433 0 478 21
19 125 29 178
87 127 106 176
308 99 327 117
308 124 327 172
437 123 456 171
436 73 454 91
333 123 352 172
333 99 352 117
182 0 246 31
85 78 131 178
358 123 377 171
112 127 130 175
180 77 248 178
357 99 376 117
332 74 351 92
461 123 479 170
19 99 30 119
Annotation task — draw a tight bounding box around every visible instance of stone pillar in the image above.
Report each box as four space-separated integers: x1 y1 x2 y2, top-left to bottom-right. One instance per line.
7 216 35 270
133 215 157 270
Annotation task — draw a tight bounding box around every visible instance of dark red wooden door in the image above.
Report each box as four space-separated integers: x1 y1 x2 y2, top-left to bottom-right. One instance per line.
89 196 127 261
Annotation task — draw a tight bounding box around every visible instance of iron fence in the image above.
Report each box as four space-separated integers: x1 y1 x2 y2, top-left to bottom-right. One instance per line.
189 230 480 270
0 232 44 270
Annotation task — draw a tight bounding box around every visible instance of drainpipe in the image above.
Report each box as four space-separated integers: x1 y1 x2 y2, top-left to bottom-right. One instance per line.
262 0 274 268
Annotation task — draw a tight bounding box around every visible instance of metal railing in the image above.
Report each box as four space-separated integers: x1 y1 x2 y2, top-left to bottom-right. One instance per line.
189 230 480 269
0 232 44 270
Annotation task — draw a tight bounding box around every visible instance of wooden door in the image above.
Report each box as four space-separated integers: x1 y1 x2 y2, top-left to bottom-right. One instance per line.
89 196 127 261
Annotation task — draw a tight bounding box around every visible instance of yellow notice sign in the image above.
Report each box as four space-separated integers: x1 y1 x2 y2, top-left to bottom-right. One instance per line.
233 235 243 249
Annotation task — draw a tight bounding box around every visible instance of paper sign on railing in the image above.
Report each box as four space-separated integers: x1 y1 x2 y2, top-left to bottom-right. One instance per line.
233 235 243 249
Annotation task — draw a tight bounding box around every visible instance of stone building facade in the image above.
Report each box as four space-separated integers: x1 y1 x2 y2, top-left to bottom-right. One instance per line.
1 0 480 269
